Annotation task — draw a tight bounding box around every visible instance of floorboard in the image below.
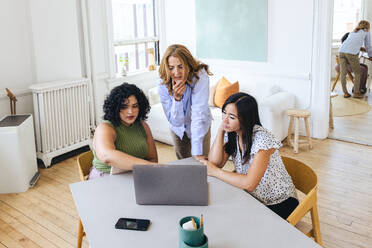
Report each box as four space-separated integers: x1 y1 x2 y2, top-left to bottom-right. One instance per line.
0 140 371 248
329 80 372 146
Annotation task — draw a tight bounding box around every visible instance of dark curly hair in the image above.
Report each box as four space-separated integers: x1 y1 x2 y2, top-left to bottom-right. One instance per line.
103 83 150 126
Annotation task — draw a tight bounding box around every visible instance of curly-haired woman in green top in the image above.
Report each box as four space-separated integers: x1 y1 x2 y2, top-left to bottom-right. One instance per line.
89 83 158 179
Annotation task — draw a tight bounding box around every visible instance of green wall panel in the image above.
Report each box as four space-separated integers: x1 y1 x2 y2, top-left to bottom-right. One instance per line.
195 0 267 61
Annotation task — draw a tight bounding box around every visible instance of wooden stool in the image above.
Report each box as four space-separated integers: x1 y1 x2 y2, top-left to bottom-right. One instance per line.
287 109 313 153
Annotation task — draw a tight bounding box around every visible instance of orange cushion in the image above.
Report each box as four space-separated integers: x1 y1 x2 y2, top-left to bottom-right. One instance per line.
213 77 239 108
208 83 217 106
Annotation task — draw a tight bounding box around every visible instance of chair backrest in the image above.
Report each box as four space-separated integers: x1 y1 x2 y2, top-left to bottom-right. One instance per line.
77 150 94 181
282 157 322 245
282 156 317 195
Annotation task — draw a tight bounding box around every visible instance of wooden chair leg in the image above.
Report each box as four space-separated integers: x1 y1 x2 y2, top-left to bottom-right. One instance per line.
294 117 299 153
310 205 323 246
287 116 294 147
77 218 84 248
304 117 313 149
307 229 314 238
329 99 334 129
347 71 354 84
331 72 340 92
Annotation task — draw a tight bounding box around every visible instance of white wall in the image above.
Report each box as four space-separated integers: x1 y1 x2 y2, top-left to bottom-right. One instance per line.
29 0 83 82
165 0 315 105
163 0 332 137
0 0 333 138
0 0 35 118
0 0 119 126
0 0 35 88
163 0 196 53
164 0 314 107
364 0 372 22
0 0 93 120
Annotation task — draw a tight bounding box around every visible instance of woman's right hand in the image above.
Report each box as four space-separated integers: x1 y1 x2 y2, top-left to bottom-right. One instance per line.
172 80 186 101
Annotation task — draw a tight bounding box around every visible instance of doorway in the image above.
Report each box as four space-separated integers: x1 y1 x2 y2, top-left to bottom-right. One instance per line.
328 0 372 146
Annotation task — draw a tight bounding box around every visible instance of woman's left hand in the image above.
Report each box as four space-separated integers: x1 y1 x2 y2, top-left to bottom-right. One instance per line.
197 158 219 177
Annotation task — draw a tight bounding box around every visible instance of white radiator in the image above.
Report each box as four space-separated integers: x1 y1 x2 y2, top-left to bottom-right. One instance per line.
30 78 93 167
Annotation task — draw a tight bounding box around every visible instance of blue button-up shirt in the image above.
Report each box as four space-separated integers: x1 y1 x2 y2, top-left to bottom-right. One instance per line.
339 30 372 57
158 70 212 155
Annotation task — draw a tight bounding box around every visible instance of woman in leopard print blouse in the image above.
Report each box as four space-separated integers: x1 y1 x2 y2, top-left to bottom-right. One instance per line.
198 92 298 219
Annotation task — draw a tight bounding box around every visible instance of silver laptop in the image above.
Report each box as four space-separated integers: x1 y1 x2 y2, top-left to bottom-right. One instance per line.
133 163 208 206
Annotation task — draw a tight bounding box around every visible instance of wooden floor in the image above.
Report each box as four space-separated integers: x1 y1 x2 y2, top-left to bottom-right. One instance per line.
1 140 372 248
328 80 372 146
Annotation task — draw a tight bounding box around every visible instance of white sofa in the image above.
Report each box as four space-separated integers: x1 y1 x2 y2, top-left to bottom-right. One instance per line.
146 76 295 146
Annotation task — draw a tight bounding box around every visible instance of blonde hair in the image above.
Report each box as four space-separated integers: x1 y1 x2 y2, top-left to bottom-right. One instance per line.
158 44 212 95
354 20 370 32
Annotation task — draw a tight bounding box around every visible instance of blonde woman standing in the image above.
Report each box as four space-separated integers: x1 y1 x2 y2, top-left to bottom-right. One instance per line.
339 20 372 98
158 44 213 159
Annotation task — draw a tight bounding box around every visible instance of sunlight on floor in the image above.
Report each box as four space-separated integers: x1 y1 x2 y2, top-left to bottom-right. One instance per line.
329 79 372 146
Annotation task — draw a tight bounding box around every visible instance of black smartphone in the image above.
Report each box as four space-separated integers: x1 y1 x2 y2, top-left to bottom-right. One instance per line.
115 218 150 231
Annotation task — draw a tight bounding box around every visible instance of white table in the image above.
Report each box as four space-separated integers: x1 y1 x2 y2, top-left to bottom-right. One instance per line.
70 161 321 248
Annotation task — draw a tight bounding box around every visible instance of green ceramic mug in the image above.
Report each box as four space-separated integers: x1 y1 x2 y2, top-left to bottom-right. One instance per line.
179 216 208 247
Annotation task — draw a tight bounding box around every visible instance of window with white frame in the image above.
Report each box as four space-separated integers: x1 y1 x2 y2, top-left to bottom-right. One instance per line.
333 0 362 45
111 0 159 75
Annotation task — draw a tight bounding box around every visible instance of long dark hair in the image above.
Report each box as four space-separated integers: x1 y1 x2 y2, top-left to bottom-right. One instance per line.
222 92 261 164
103 83 150 126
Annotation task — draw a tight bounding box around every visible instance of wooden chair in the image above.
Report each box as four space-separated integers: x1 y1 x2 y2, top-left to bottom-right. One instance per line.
331 55 354 92
76 150 94 248
282 156 323 246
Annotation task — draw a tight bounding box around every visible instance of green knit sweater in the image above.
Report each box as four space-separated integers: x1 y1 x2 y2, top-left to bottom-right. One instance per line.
93 121 148 173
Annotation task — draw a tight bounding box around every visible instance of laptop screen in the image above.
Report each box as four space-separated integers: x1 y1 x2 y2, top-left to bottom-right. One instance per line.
133 164 208 206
